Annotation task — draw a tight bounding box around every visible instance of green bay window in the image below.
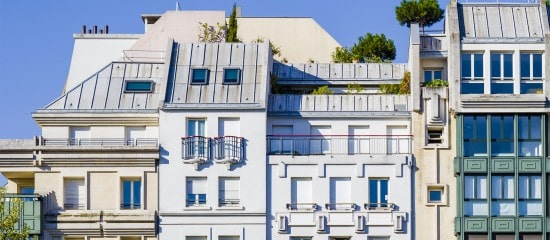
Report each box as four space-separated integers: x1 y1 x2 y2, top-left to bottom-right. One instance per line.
464 175 488 216
518 115 541 156
491 175 514 216
518 175 542 216
491 115 514 157
463 116 487 157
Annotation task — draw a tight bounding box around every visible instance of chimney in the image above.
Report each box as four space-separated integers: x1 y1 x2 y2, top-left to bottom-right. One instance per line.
82 25 87 34
93 25 98 34
104 25 109 34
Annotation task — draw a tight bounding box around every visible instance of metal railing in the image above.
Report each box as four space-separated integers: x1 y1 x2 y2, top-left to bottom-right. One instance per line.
182 136 245 162
267 135 412 156
120 203 141 210
325 203 357 211
182 136 210 161
122 50 166 62
364 202 396 211
286 203 317 211
64 203 86 210
219 199 241 207
43 138 158 147
214 136 245 161
458 0 539 3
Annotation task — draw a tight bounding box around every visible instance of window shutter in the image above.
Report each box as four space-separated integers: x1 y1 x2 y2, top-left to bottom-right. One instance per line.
331 177 351 204
65 179 85 208
291 178 312 204
219 119 240 136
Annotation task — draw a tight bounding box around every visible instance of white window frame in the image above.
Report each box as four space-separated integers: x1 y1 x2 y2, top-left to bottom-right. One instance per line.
219 177 240 207
64 178 86 210
121 178 141 210
186 177 207 207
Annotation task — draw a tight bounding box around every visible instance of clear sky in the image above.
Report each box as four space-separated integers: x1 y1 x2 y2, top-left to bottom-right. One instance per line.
0 0 448 185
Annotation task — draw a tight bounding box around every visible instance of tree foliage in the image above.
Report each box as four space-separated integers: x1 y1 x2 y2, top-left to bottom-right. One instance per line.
0 188 30 240
197 22 227 42
226 3 239 42
395 0 444 31
254 37 281 57
380 71 410 94
332 33 396 63
312 85 334 95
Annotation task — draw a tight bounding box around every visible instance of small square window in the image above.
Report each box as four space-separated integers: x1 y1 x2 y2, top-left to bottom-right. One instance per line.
223 69 241 84
125 81 153 92
191 69 209 84
426 184 447 206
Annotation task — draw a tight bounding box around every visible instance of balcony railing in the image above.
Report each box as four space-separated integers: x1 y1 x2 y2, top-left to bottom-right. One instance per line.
182 136 245 163
325 203 357 211
286 203 317 211
267 135 412 156
42 138 158 147
219 199 241 207
364 202 396 211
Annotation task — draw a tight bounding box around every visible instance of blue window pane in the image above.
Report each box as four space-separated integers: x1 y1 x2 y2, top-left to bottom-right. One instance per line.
369 179 378 205
434 70 442 80
424 71 433 82
198 194 207 204
491 54 501 78
380 179 388 207
533 54 542 78
521 54 530 78
187 194 196 204
125 81 153 92
20 187 34 194
133 181 141 207
123 181 131 207
476 116 487 139
503 54 513 78
191 69 209 84
463 116 474 139
429 190 442 202
461 83 484 94
474 54 483 78
461 54 471 78
491 116 514 157
464 116 487 157
521 83 543 94
491 83 513 94
224 69 240 84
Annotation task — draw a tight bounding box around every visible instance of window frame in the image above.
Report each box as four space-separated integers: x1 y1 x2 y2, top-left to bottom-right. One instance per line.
186 177 207 207
518 115 542 157
463 115 488 157
121 178 141 210
464 175 488 216
424 68 443 82
190 68 210 85
461 53 484 94
490 52 514 94
520 52 543 94
518 175 542 216
218 177 240 207
64 178 86 210
490 115 514 157
491 175 515 216
368 178 389 209
124 80 154 93
223 68 241 85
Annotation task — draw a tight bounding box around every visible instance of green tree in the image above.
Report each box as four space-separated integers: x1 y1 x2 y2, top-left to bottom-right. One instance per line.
332 33 396 63
197 22 227 42
0 188 30 240
395 0 444 32
226 3 239 42
312 85 334 95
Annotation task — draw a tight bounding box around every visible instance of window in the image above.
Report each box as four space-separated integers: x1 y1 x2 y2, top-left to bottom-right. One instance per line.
520 53 543 94
491 176 514 216
124 81 153 93
219 177 240 207
492 235 514 240
463 116 487 157
217 118 242 161
121 179 141 209
186 177 207 207
290 178 313 210
368 178 389 209
518 175 542 216
465 235 488 240
270 125 293 155
65 179 86 210
424 69 443 82
191 69 209 84
290 238 312 240
329 177 352 210
491 115 514 156
310 126 331 155
223 69 241 84
183 119 208 160
219 236 240 240
69 126 90 145
386 126 409 154
348 126 369 154
19 186 35 201
186 237 207 240
518 115 542 156
464 176 487 216
461 53 484 94
125 126 146 146
490 53 513 94
426 184 448 205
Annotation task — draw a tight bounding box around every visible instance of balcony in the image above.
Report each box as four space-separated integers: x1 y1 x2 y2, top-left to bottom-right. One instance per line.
267 135 412 156
42 138 158 147
420 32 447 58
269 94 411 113
182 136 245 166
3 193 41 235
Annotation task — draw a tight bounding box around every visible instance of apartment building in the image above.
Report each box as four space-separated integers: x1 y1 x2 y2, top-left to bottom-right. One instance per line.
410 0 550 239
268 63 413 240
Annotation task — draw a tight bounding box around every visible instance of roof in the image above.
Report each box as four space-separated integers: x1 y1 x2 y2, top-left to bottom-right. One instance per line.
458 3 545 42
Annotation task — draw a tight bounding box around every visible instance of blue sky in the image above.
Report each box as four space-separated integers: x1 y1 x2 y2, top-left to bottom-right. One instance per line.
0 0 447 139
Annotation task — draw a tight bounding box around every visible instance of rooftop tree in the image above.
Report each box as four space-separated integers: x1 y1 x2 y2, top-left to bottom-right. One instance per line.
332 33 396 63
395 0 444 32
226 3 239 42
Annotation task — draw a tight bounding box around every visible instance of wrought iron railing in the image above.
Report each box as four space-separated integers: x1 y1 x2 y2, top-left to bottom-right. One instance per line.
214 136 244 161
325 203 357 211
286 203 317 211
364 202 396 211
182 136 245 162
267 135 412 156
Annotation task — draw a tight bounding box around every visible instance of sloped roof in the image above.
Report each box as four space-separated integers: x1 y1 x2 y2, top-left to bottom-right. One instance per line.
42 62 164 111
458 4 544 41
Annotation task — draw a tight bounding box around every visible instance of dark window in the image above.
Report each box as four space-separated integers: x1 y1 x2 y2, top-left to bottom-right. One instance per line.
428 189 442 203
464 175 488 216
125 81 153 92
518 115 541 156
463 116 487 157
191 69 209 84
223 69 241 84
518 175 542 216
520 53 543 94
491 115 514 156
490 53 513 94
461 53 484 94
121 179 141 209
491 175 514 216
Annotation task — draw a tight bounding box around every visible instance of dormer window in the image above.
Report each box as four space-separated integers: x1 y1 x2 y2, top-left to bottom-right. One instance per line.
223 69 241 84
124 81 153 93
191 69 209 84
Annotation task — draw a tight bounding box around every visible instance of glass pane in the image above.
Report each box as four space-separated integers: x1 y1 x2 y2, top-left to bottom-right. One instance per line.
491 54 501 78
492 200 515 216
532 54 542 78
464 176 475 199
477 176 487 199
461 83 484 94
224 69 240 83
429 190 442 202
369 179 378 204
434 70 442 80
491 83 513 94
519 201 542 215
462 54 471 78
503 176 514 199
192 69 208 83
424 70 433 82
531 176 541 199
521 83 543 94
380 179 388 205
521 54 530 78
125 81 153 92
474 54 483 78
133 181 141 207
464 116 474 139
465 200 488 216
530 116 541 139
503 54 513 78
123 181 131 206
491 176 502 199
519 116 529 139
518 176 529 199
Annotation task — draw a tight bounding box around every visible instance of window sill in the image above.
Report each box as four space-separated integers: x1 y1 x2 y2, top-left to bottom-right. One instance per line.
183 206 212 211
215 206 244 210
